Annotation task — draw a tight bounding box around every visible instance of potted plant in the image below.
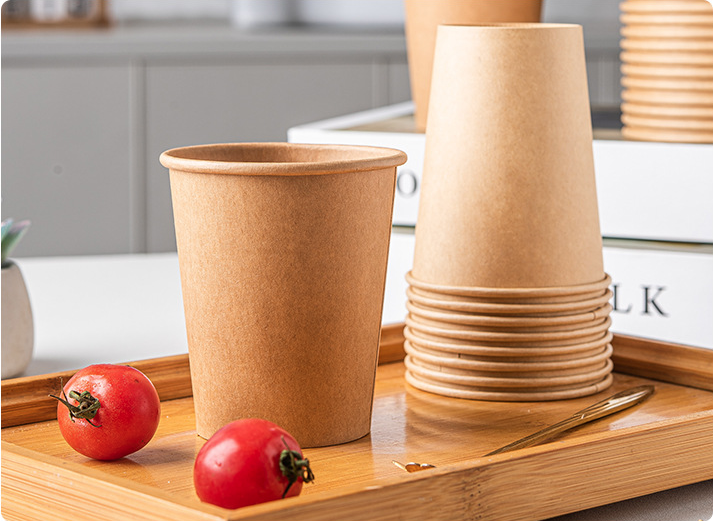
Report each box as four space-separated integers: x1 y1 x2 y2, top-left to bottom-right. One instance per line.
2 219 34 379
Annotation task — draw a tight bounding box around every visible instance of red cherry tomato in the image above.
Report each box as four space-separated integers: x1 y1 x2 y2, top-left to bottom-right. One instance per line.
52 364 161 461
193 418 315 509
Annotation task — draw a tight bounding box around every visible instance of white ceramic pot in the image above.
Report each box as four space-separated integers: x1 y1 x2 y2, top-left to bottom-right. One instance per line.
2 261 34 379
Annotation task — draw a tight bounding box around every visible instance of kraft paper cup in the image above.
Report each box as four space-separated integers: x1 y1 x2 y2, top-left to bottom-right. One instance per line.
405 272 612 300
621 50 713 66
404 340 613 377
622 113 713 130
405 369 614 401
406 300 612 329
405 339 612 369
404 0 543 131
161 142 406 446
622 101 713 118
622 87 713 104
621 1 713 14
620 12 713 25
406 286 613 316
404 325 614 360
406 353 612 382
622 75 713 91
407 310 611 335
621 38 713 52
621 63 713 79
622 126 713 143
405 355 614 391
413 24 604 289
407 284 610 306
621 24 713 39
405 314 612 343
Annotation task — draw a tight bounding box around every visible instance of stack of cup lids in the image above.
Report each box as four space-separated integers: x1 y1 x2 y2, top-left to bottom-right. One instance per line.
403 272 614 401
620 0 713 143
405 23 614 401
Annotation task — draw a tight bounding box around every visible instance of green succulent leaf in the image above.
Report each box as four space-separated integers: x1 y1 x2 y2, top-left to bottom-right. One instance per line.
1 219 30 267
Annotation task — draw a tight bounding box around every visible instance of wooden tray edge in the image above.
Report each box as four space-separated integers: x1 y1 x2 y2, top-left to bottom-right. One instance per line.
4 325 713 429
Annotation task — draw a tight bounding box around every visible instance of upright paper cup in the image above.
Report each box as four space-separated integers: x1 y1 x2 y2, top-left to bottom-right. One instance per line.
161 143 406 446
404 0 543 131
412 24 604 289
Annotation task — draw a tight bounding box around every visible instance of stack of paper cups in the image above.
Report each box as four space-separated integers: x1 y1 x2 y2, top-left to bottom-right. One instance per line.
620 0 713 143
405 24 613 401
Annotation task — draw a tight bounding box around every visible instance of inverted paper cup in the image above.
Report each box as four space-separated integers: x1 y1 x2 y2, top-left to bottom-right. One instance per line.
621 63 713 79
404 0 543 131
406 272 612 300
161 142 406 446
622 125 713 143
407 310 611 335
620 1 713 14
620 12 713 25
405 313 612 343
405 368 614 401
621 23 713 39
622 75 713 91
404 340 613 377
622 101 713 118
406 299 612 328
413 24 604 289
404 325 614 360
621 50 713 66
406 286 613 316
622 87 713 104
405 355 614 391
622 113 713 130
621 38 713 52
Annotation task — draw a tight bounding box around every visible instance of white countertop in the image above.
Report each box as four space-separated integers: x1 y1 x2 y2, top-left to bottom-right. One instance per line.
7 253 713 521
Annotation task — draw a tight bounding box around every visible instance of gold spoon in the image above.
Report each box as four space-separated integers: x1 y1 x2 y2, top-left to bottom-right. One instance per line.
393 384 655 471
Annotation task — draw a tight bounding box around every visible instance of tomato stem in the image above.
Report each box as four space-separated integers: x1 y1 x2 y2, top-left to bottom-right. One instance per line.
50 384 101 427
279 436 314 498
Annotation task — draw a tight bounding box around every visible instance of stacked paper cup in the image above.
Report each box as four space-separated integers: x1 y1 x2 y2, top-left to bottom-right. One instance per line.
620 0 713 143
404 23 614 401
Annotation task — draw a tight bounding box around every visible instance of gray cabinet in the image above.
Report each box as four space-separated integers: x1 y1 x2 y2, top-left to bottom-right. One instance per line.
1 25 411 256
1 65 133 257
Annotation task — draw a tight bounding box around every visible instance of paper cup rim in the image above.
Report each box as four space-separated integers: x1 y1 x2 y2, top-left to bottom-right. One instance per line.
404 340 613 372
406 271 612 297
438 22 581 30
406 286 613 315
406 299 613 327
160 142 407 176
405 369 613 401
404 326 614 357
405 314 612 342
405 355 614 389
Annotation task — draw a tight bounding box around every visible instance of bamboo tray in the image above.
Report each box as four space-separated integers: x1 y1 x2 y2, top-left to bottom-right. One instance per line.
3 324 713 521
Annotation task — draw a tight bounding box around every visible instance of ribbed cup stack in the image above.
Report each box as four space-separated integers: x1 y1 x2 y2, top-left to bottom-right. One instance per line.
405 24 614 401
620 0 713 143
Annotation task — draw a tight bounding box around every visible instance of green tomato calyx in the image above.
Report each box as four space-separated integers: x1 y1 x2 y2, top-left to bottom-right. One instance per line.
50 384 101 427
279 436 314 498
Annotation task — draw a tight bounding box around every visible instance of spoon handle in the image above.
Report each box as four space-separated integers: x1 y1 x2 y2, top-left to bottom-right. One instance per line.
485 385 655 456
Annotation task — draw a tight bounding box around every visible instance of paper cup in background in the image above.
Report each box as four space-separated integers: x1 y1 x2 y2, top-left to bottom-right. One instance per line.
160 143 406 447
412 23 604 290
404 0 543 131
619 0 713 143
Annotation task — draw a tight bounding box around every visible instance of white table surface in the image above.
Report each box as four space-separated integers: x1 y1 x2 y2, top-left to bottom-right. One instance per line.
8 253 713 521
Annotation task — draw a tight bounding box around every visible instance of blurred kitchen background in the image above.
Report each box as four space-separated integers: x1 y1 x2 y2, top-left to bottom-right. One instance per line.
1 0 623 258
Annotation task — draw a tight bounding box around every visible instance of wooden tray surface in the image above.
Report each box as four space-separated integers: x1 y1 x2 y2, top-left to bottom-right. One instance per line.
3 325 713 521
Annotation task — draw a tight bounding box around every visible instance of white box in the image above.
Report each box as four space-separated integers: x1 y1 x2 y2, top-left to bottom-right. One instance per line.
288 102 713 243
